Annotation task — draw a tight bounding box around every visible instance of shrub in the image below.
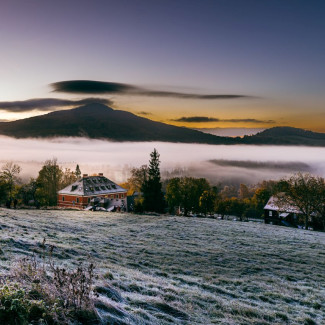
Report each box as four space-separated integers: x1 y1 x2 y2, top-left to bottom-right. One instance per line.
0 283 53 324
6 239 100 324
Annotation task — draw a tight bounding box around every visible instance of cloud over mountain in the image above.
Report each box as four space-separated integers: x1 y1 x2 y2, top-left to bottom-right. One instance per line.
226 119 275 124
51 80 253 100
0 98 113 112
173 117 220 122
172 116 275 124
137 111 153 116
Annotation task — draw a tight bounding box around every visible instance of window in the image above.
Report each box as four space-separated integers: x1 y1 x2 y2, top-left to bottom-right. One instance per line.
269 211 272 217
121 194 124 198
88 198 90 203
115 195 118 199
62 196 65 202
76 198 79 203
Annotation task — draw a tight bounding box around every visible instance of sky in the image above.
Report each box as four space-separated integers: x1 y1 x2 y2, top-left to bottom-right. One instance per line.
0 0 325 130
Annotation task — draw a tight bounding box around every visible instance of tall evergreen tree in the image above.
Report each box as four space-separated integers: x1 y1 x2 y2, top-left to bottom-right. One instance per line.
75 164 81 179
141 149 164 213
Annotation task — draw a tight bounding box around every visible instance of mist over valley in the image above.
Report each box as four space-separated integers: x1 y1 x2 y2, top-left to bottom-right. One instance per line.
1 135 324 185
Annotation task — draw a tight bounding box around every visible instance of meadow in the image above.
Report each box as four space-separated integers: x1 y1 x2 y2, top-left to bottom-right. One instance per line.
0 208 324 324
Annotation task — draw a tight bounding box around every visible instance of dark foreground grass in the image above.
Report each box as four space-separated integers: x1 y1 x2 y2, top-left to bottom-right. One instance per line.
0 208 324 324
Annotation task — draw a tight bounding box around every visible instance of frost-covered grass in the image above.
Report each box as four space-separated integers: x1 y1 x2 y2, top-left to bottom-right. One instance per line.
0 208 324 324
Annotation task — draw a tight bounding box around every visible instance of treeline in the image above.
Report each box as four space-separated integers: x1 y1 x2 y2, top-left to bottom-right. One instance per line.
0 159 81 208
121 149 280 218
123 150 325 231
1 150 325 231
122 162 279 219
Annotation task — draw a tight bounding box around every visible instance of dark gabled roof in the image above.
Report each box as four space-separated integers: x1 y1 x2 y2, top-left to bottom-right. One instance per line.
58 175 127 196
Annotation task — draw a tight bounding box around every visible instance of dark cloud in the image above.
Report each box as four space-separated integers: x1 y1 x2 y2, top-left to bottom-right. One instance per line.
0 98 113 112
51 80 253 100
226 119 275 124
137 111 153 116
52 80 135 94
172 116 220 122
172 116 275 124
209 159 311 172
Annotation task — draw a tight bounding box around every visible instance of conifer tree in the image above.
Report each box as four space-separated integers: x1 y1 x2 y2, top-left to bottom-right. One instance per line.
141 149 164 213
75 164 81 179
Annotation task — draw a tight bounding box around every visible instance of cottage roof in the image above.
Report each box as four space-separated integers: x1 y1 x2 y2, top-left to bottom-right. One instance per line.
58 175 127 196
264 195 301 214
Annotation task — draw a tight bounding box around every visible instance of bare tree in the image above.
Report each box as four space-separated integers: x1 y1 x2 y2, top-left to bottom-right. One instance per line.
126 165 148 194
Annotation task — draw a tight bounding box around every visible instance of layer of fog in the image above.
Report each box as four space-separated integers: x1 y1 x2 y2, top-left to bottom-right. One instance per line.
1 136 325 185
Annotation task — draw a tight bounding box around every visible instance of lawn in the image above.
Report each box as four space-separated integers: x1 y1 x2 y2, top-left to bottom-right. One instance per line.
0 208 324 324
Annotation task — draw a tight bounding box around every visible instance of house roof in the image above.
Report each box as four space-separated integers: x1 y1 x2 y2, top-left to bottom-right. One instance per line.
264 196 301 214
58 174 127 196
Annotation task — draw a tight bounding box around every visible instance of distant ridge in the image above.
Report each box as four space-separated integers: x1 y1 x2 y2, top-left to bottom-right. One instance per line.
241 126 325 146
0 104 324 146
0 103 235 144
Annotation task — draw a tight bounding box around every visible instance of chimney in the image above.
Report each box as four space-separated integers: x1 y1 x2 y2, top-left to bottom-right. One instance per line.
83 174 88 177
98 173 103 176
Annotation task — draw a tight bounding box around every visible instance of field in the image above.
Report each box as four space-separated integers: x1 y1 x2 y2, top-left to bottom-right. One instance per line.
0 208 324 324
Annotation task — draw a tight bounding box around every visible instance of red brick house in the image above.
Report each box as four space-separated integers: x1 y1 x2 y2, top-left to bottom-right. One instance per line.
58 173 127 210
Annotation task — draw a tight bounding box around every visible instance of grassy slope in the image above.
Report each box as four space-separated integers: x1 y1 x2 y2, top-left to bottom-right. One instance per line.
0 208 324 324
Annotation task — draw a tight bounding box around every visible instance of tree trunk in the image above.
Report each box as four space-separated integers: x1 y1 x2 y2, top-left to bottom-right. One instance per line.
305 215 308 230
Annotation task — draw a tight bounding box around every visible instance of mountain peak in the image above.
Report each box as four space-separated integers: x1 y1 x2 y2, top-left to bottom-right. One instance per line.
73 102 114 113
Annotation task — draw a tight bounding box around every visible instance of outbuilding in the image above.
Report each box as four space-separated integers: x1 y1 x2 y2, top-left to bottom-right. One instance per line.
264 196 301 226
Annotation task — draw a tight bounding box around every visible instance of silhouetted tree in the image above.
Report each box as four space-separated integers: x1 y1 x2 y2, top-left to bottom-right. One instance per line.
18 178 38 205
165 177 182 214
75 164 81 179
141 149 164 213
310 176 325 230
215 199 231 220
228 198 247 221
